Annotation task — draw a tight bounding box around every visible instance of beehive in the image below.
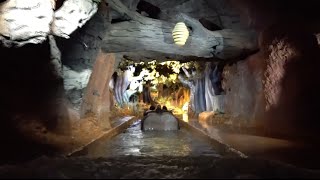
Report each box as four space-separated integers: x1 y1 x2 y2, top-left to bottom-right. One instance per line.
172 22 189 46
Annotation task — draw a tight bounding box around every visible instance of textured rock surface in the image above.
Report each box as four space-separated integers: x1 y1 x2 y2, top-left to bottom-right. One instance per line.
222 23 320 137
0 0 99 47
49 35 63 79
0 0 54 47
222 51 265 126
316 33 320 45
63 65 92 109
51 0 99 38
57 2 110 110
260 24 320 135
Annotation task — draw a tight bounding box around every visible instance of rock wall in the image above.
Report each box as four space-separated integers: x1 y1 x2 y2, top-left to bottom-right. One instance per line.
0 39 72 163
0 0 102 163
56 2 110 110
222 51 265 126
0 0 99 47
0 0 106 111
0 0 54 47
260 24 320 135
220 0 320 138
0 39 71 132
222 24 320 137
51 0 99 38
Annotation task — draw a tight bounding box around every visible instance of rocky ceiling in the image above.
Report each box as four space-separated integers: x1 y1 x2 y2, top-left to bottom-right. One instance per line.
3 0 319 62
105 0 258 61
0 0 258 62
93 0 320 62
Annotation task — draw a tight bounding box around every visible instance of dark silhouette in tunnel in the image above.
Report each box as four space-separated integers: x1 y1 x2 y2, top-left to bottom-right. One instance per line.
209 63 224 95
136 0 161 19
0 40 70 164
142 81 152 104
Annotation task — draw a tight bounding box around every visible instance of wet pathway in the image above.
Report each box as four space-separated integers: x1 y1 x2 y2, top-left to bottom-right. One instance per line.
185 118 320 170
73 120 221 158
1 120 320 178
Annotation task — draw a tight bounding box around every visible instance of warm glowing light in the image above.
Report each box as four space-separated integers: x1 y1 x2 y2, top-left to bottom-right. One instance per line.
172 22 189 46
182 102 189 112
182 113 189 122
165 101 171 108
169 74 177 83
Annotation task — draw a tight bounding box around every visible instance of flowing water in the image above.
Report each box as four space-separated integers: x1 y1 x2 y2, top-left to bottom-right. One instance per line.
73 120 221 158
1 120 319 178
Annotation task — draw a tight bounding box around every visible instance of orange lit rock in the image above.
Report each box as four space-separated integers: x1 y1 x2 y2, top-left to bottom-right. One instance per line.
198 111 215 122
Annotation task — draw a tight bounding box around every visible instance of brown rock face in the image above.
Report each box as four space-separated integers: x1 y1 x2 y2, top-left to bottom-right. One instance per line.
80 52 116 129
260 24 320 135
199 111 215 123
222 22 320 137
222 0 320 137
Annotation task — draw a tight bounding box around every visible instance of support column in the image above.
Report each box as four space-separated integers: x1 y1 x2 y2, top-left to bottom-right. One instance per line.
81 51 116 129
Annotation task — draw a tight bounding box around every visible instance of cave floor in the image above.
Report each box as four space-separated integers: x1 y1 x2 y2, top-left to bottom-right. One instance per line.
0 120 319 178
0 115 132 166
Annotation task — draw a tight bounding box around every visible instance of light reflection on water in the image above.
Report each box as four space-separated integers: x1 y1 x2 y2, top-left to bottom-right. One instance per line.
83 120 220 158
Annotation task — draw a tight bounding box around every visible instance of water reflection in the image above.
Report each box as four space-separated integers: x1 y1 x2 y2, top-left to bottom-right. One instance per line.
82 120 220 158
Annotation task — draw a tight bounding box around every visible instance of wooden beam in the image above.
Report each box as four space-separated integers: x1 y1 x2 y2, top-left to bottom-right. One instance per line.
103 0 257 59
